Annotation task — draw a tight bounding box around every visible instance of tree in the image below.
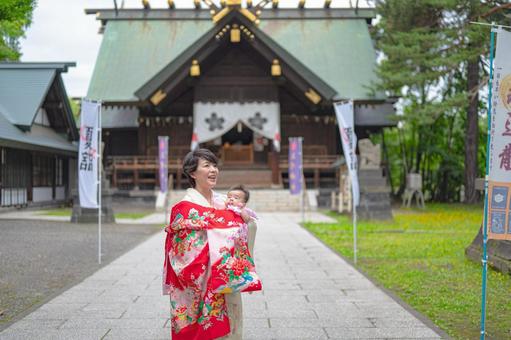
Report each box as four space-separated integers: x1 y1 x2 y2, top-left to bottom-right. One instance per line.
373 0 510 202
0 0 37 61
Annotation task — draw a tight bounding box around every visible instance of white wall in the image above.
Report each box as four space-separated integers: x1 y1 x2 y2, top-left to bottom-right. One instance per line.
1 188 27 206
32 187 52 202
56 186 65 200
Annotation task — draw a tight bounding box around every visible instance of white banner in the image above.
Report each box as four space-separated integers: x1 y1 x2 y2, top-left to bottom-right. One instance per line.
489 28 511 182
334 101 360 207
78 100 100 208
487 28 511 240
191 102 280 151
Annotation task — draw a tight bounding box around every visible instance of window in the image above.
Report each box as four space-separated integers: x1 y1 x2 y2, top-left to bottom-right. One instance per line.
56 158 64 186
32 154 54 187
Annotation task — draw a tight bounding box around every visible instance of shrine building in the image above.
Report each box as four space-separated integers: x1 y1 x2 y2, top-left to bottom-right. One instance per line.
0 63 78 208
86 0 395 191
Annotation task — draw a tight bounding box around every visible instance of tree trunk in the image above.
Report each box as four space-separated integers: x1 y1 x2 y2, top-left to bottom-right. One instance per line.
465 57 479 204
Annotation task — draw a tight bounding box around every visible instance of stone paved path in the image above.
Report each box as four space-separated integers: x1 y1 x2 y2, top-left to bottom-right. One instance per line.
0 212 443 339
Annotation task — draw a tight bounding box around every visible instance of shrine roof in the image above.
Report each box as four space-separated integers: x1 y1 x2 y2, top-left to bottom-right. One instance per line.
0 63 78 155
86 8 384 102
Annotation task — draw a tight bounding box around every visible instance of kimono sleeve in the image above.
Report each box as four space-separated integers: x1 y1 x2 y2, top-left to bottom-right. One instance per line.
166 202 209 232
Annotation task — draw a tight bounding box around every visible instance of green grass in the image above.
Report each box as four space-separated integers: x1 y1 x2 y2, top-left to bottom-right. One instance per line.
304 204 511 340
114 212 151 220
40 208 71 216
39 209 150 220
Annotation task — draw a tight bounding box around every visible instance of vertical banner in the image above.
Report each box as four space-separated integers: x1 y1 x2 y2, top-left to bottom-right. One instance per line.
334 101 360 206
488 28 511 241
78 100 100 208
159 136 169 193
288 137 303 195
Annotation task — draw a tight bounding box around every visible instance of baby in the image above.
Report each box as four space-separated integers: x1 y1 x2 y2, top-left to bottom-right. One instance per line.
225 185 257 223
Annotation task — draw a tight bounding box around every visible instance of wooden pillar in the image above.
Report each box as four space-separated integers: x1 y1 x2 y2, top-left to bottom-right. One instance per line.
314 168 320 189
133 156 139 190
270 150 280 186
176 158 182 189
112 165 117 188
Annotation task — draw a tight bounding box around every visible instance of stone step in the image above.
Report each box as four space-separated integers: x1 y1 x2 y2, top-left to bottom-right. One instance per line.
167 189 313 212
215 169 273 189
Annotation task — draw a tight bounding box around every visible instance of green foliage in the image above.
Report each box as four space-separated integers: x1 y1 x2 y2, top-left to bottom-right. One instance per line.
373 0 510 202
305 206 511 339
68 97 80 122
0 0 36 61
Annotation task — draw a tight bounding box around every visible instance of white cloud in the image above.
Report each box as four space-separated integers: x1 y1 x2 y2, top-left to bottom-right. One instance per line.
20 0 371 97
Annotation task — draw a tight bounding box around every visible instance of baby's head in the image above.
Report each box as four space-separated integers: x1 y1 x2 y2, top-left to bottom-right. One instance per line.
226 185 250 208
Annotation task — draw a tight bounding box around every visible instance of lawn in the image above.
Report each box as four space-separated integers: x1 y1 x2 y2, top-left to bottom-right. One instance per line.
39 209 151 220
304 204 511 340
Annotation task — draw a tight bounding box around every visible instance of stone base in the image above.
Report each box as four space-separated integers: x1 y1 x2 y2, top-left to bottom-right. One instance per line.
465 226 511 275
71 179 116 224
71 205 116 223
357 169 393 220
358 191 393 220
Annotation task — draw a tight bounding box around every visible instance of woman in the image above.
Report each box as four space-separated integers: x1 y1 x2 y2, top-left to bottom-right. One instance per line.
163 148 257 340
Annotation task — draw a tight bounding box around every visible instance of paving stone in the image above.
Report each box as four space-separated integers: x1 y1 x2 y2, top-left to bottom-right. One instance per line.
270 317 374 328
103 328 169 339
0 328 110 340
0 212 441 340
8 319 65 330
325 327 441 339
59 318 167 329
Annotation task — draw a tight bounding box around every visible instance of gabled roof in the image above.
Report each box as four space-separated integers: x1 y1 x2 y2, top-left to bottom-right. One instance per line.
0 68 55 128
0 62 79 154
0 62 77 131
86 8 384 102
0 111 77 156
134 10 338 103
87 20 213 102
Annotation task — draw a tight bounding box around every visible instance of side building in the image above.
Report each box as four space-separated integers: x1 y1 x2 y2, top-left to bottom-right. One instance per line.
0 62 79 208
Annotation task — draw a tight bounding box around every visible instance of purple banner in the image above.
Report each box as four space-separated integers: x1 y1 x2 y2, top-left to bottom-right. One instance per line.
158 136 169 193
288 137 303 195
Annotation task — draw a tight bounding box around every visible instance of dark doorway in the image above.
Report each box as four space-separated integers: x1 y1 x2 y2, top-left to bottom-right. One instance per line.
221 122 253 145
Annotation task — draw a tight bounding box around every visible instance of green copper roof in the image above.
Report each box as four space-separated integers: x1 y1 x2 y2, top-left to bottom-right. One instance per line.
0 68 55 127
87 17 383 102
259 19 383 100
87 20 213 101
0 113 77 155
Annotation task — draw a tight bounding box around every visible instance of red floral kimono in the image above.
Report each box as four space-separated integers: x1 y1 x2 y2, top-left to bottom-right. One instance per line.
163 200 258 340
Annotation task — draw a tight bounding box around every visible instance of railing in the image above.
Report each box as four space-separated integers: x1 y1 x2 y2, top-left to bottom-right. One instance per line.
105 156 184 189
278 154 340 188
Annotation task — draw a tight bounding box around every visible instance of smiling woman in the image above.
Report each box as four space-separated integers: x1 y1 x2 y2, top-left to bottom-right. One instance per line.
163 148 257 339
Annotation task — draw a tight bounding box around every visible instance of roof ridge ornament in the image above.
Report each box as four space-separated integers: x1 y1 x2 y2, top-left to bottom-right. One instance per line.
209 0 262 25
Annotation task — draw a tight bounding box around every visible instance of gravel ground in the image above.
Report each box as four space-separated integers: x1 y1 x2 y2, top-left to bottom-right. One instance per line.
0 219 162 330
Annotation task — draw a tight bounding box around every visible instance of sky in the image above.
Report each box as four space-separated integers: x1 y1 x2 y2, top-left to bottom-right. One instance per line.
20 0 371 98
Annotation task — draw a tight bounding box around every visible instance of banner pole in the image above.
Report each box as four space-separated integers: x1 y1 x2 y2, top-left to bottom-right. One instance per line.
98 104 102 265
480 26 496 340
353 201 357 265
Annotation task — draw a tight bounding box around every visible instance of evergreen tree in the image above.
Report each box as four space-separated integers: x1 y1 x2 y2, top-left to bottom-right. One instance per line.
0 0 36 61
373 0 510 202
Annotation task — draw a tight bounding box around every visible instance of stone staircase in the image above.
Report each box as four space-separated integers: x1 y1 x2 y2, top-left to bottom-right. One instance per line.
215 168 274 189
167 189 315 212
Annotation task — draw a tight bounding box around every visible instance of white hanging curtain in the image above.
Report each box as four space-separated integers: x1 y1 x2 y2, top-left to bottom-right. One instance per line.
191 102 280 151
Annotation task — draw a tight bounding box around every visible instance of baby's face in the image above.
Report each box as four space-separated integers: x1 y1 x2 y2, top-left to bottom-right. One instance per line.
226 190 247 208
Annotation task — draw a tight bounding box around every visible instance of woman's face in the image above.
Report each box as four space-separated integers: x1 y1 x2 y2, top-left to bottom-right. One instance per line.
191 158 219 190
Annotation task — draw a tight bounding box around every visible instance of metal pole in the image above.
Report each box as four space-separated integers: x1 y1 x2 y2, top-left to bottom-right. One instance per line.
300 137 304 223
98 104 102 265
353 199 357 265
480 26 497 340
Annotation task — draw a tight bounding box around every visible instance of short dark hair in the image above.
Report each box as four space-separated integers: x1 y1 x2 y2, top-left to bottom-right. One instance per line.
182 148 219 188
229 184 250 203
